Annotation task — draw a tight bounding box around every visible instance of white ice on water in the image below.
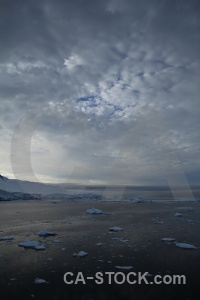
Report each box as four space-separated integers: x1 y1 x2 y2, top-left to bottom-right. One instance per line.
35 245 46 250
174 213 183 217
18 240 45 250
0 236 14 241
176 243 197 250
130 197 143 203
162 238 176 243
96 243 103 246
36 230 57 237
34 278 49 284
86 208 103 214
109 226 123 232
112 237 129 243
52 240 63 244
119 238 129 243
73 251 88 257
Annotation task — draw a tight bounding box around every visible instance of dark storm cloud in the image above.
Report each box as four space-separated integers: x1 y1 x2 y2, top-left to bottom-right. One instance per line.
0 0 200 184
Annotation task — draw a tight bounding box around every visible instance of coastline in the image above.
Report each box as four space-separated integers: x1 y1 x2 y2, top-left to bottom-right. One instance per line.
0 200 200 299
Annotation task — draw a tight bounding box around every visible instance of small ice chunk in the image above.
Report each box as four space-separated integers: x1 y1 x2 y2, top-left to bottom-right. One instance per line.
115 266 133 270
176 243 197 250
162 238 176 243
112 237 129 243
174 213 182 217
96 243 103 246
86 208 103 214
130 197 142 203
36 230 57 237
35 245 46 250
119 238 129 243
0 236 14 241
34 278 49 284
18 240 41 249
73 251 88 257
109 226 123 232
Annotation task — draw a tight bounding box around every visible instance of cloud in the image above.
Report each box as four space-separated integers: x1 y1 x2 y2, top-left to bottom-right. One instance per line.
64 54 84 70
0 0 199 186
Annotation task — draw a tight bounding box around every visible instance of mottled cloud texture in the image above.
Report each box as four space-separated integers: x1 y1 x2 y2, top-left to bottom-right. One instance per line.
0 0 200 185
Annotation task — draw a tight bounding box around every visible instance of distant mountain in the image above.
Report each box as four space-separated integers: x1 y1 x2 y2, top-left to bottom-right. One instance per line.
0 174 67 194
0 174 102 201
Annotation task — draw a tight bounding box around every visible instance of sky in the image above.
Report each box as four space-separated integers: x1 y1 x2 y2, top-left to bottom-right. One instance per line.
0 0 200 186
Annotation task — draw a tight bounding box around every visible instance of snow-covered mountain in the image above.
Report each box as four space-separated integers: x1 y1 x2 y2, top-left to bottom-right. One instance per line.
0 175 66 194
0 175 102 201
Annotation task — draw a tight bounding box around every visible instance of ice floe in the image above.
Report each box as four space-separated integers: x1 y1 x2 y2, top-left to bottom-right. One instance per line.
119 238 129 243
52 240 63 244
109 226 123 232
86 208 103 214
73 251 88 257
176 243 197 250
162 238 176 243
130 197 143 203
34 278 49 284
36 230 57 237
115 266 133 270
96 243 103 246
0 236 14 241
18 240 45 250
112 237 129 243
35 245 46 250
174 213 182 217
